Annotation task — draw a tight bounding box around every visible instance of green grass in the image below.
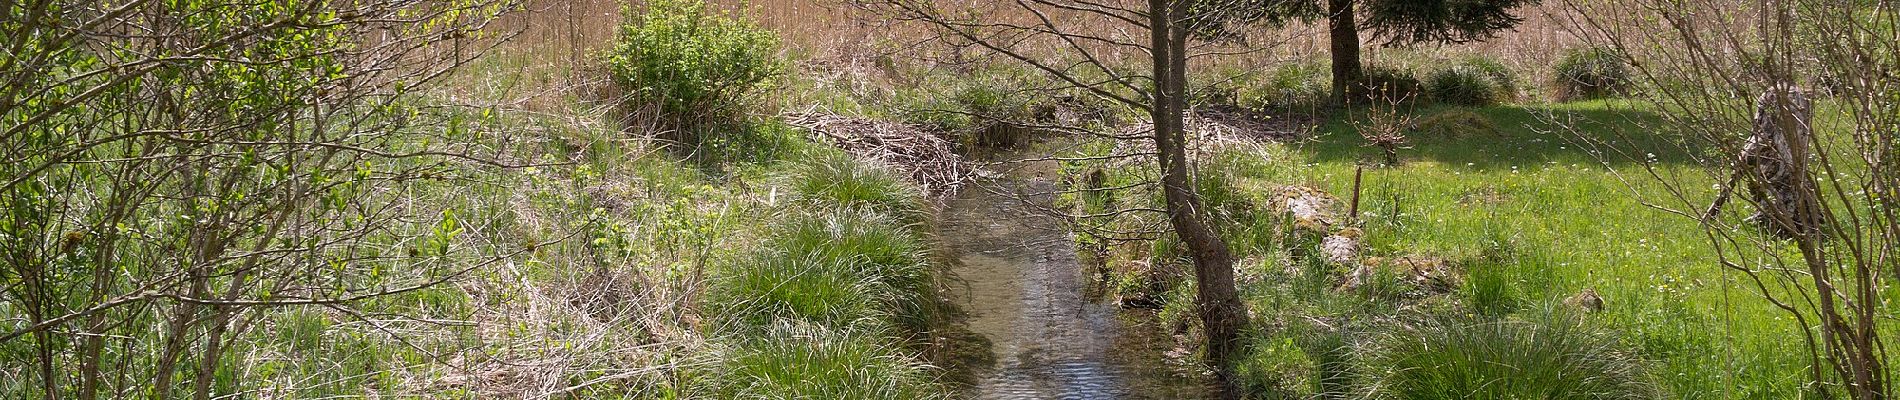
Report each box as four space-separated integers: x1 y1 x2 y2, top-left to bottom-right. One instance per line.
1053 98 1824 398
707 322 946 399
698 150 951 398
709 207 935 334
1218 101 1814 398
1359 311 1661 400
787 151 930 225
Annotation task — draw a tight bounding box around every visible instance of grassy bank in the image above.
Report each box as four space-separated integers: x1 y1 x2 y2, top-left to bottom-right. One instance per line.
1054 99 1826 398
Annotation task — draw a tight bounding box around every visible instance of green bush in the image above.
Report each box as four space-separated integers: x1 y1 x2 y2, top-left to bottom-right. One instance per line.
709 322 945 399
1552 47 1631 101
1361 312 1661 400
606 0 781 126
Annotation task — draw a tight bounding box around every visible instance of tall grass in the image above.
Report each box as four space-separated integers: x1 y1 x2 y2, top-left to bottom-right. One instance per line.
707 322 946 399
1359 312 1660 400
696 150 949 398
786 151 929 225
708 208 934 333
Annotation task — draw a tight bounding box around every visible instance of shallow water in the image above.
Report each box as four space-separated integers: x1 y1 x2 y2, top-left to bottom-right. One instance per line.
941 157 1214 400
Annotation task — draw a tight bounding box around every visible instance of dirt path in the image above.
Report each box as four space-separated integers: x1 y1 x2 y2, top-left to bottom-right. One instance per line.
941 157 1213 399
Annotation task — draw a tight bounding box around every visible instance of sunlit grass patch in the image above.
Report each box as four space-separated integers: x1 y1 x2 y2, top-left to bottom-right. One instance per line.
1359 311 1661 400
704 322 945 399
786 150 929 224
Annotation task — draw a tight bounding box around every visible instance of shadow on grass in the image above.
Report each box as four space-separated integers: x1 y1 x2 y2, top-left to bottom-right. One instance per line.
1298 101 1705 169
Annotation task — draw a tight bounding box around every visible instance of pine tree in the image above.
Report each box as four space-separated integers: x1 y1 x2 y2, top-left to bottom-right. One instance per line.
1274 0 1536 101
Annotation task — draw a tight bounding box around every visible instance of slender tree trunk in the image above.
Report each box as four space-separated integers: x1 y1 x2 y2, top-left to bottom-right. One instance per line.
1327 0 1363 102
1150 1 1248 397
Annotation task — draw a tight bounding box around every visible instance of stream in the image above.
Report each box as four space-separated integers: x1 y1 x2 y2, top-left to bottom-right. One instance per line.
941 155 1215 400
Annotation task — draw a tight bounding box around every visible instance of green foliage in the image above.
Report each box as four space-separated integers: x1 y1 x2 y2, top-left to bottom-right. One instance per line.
698 155 945 398
1462 260 1517 316
693 120 809 168
707 322 945 399
1359 0 1537 45
606 0 782 126
710 251 889 331
0 0 503 397
1236 334 1317 398
1457 56 1520 100
1427 65 1504 106
946 75 1047 148
1259 0 1534 46
1361 312 1661 400
1235 62 1332 115
709 209 932 333
1552 47 1632 101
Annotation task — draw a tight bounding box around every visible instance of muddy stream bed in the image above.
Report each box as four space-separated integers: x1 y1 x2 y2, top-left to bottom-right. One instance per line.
939 154 1214 399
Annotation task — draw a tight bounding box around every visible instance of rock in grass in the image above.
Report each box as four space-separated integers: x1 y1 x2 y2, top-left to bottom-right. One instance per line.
1321 228 1363 265
1273 185 1343 233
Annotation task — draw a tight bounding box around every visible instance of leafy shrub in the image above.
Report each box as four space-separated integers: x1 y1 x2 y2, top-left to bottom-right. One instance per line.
709 322 945 399
1354 66 1424 103
1552 47 1631 101
1361 312 1661 400
1427 65 1503 106
606 0 781 127
1412 108 1500 140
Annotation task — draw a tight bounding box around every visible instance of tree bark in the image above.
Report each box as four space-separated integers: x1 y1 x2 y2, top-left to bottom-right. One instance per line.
1151 1 1249 397
1327 0 1363 102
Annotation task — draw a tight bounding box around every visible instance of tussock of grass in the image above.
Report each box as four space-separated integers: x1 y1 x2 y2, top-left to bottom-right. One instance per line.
1551 47 1631 101
708 207 938 329
787 151 929 225
699 153 949 398
765 209 937 329
1360 311 1661 400
707 322 946 399
1427 66 1503 106
709 252 890 332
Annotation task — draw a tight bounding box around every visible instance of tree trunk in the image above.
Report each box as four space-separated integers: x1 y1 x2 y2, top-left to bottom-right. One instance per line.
1150 1 1249 397
1327 0 1363 102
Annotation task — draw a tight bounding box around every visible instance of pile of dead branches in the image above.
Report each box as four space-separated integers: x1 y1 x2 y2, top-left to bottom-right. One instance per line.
783 110 972 194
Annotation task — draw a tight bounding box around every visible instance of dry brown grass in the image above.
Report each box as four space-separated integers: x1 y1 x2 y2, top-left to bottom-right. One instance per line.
470 0 1656 109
